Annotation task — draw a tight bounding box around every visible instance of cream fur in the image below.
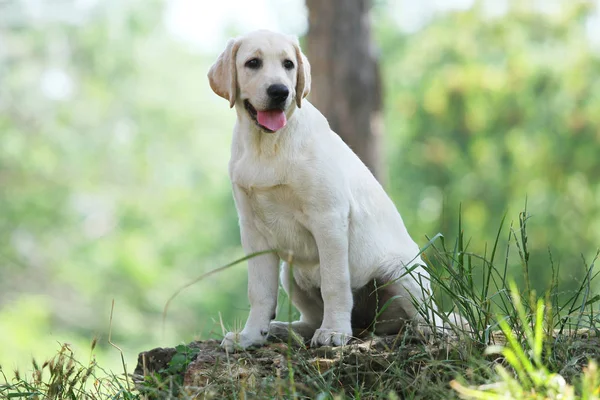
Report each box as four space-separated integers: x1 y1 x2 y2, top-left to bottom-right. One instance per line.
208 30 445 351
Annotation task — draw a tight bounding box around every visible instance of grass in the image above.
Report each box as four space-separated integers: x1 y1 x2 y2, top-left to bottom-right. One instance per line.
0 341 136 399
451 284 600 399
1 206 599 399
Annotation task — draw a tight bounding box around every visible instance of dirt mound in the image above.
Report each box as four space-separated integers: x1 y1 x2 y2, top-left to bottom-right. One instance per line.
133 334 467 398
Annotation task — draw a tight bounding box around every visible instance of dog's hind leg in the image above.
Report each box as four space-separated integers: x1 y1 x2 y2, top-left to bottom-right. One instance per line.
370 263 446 337
268 263 322 342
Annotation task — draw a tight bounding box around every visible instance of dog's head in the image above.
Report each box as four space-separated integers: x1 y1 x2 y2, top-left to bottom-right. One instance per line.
208 30 311 133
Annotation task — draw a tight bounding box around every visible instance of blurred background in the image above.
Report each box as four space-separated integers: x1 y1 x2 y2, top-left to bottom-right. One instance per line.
1 0 599 372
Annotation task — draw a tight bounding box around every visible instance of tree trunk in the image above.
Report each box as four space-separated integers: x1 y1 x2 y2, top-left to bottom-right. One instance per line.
305 0 383 180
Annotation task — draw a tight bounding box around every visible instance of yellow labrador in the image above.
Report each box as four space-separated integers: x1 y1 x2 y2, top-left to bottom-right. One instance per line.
209 30 444 351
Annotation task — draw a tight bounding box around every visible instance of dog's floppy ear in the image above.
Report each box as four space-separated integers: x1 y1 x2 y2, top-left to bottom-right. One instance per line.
208 39 241 108
294 41 311 108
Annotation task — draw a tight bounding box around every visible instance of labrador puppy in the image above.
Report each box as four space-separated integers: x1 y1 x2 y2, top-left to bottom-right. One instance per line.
208 30 445 351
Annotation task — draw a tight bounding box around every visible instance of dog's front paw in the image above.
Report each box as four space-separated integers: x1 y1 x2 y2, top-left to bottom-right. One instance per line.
220 330 266 352
310 328 351 347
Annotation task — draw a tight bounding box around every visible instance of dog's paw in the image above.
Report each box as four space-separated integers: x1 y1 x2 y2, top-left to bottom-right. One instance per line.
310 328 351 347
220 330 266 352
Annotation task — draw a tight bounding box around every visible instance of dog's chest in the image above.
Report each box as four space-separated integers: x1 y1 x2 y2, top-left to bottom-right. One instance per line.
230 149 321 266
231 153 320 266
244 185 319 264
230 153 283 190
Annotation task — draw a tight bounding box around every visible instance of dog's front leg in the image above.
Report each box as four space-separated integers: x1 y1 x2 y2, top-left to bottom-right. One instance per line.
309 213 353 347
221 187 280 352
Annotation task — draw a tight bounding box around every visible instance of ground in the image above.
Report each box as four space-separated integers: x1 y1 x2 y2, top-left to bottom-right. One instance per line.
133 328 600 399
134 331 485 399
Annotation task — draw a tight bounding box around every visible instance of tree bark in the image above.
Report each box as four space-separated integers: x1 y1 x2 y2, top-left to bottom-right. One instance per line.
305 0 383 180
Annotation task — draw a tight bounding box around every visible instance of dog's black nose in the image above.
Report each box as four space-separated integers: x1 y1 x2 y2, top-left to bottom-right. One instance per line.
267 84 289 103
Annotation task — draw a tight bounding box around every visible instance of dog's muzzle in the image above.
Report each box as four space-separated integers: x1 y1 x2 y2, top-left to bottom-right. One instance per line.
244 84 290 133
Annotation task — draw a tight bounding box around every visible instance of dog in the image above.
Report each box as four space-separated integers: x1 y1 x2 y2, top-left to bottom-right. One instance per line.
208 30 447 351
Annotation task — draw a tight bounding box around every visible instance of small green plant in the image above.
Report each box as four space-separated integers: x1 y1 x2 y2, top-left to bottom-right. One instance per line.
167 344 201 378
137 344 201 398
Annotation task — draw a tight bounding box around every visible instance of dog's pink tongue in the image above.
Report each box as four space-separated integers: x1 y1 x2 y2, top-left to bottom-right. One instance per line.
257 110 287 132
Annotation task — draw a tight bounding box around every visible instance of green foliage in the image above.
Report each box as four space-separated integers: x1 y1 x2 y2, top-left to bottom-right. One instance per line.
379 0 600 299
400 200 600 352
167 345 200 377
137 344 200 397
451 284 600 399
0 0 246 372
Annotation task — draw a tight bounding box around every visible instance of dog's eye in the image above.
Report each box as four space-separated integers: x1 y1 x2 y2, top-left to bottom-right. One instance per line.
283 60 295 70
245 58 262 69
